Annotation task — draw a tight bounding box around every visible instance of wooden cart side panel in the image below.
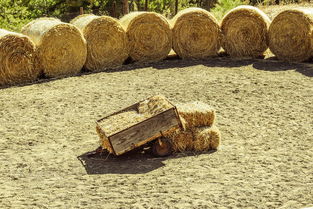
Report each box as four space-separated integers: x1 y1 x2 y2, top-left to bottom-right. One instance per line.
109 108 179 155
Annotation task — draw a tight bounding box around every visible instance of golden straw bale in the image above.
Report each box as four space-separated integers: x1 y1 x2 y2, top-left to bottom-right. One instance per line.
171 7 221 59
269 8 313 62
0 29 39 86
22 18 87 78
165 130 195 152
120 12 172 62
221 5 271 58
193 126 221 151
176 101 215 129
70 14 129 71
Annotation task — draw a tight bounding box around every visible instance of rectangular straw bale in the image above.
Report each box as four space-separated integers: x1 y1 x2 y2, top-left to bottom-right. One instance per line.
164 130 195 153
192 125 221 151
176 101 215 129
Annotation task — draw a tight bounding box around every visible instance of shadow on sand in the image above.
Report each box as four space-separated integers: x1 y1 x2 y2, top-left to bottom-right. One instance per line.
1 56 312 90
252 58 313 77
103 56 313 77
77 148 216 175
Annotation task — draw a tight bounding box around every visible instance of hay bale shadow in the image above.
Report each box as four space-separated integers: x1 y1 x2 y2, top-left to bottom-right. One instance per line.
252 58 313 77
78 148 217 175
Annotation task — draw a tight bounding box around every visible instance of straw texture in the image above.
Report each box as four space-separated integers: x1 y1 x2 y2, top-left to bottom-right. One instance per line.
176 101 215 129
70 14 129 71
120 12 172 62
166 130 195 152
269 8 313 62
193 126 221 151
221 5 271 57
171 7 221 59
0 29 39 86
22 18 87 78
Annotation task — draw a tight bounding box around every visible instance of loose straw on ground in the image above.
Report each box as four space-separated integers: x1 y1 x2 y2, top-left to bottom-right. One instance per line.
120 12 172 63
221 5 271 58
0 29 39 86
70 14 129 71
171 7 221 59
269 8 313 62
22 18 87 78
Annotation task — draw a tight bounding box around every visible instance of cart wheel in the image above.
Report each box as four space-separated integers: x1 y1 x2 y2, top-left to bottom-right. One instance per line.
152 138 172 157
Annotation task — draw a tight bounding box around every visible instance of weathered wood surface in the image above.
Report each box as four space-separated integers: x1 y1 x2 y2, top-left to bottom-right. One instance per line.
109 108 180 155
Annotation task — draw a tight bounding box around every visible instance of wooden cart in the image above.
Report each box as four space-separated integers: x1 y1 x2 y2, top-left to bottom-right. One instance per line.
96 96 184 157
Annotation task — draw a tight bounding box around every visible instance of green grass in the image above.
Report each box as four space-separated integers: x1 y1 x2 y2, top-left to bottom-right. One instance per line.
211 0 244 20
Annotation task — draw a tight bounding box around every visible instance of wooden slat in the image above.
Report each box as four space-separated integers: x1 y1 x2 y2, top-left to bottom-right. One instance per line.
109 108 179 155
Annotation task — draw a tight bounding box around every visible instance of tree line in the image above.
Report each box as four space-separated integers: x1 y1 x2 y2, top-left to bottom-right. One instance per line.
0 0 309 32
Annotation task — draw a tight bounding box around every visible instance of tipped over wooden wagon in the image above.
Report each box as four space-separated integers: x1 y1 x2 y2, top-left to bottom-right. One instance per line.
96 95 184 157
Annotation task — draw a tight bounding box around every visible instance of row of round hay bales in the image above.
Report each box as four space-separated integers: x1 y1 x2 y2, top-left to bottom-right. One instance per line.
170 5 270 59
173 6 313 62
1 18 88 87
1 6 313 86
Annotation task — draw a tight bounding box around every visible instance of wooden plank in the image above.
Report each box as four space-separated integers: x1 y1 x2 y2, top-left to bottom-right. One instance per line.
109 108 179 155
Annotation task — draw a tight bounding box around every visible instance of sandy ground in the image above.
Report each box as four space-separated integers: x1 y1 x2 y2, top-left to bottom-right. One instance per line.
0 57 312 209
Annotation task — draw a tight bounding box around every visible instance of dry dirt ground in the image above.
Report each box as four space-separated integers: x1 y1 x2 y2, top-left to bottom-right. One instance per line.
0 57 312 209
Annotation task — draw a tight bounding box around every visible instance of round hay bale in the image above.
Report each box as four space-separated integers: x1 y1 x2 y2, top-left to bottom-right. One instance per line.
120 12 172 62
269 8 313 62
70 14 129 71
176 101 216 129
221 5 271 58
171 7 221 59
22 18 87 78
193 126 221 151
0 29 39 86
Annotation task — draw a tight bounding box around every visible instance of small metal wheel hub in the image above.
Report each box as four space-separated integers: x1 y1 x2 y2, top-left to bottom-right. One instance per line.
152 137 172 157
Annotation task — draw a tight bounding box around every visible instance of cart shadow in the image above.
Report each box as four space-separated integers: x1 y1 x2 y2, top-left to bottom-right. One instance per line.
78 149 216 175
